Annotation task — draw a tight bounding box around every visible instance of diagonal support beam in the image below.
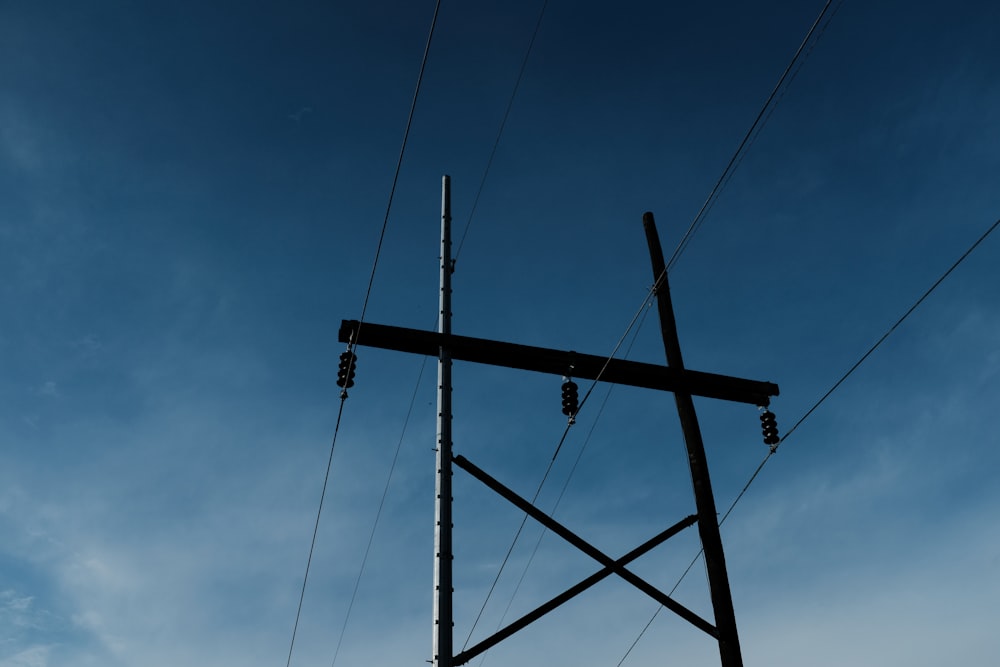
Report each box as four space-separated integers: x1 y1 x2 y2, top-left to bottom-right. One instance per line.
454 513 698 665
339 320 778 406
453 454 718 638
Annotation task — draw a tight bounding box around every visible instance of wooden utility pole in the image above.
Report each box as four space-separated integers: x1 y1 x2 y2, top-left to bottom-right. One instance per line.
644 211 743 667
339 193 777 666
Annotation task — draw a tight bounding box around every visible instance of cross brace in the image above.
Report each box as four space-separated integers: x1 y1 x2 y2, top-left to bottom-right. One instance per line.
452 454 712 665
453 509 698 664
338 320 778 406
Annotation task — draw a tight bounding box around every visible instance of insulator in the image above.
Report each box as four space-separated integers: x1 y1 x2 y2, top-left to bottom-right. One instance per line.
760 409 779 446
561 379 579 417
337 351 357 389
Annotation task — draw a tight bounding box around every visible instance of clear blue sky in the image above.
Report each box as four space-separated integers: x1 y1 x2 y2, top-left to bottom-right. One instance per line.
2 1 999 666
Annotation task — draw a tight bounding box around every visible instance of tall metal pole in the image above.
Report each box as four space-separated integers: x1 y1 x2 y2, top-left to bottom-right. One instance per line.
432 175 454 667
643 212 744 667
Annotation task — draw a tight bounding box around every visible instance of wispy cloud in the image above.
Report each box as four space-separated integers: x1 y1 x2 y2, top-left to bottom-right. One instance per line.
33 382 58 398
1 590 37 627
0 104 46 174
288 106 313 122
70 336 103 357
0 646 51 667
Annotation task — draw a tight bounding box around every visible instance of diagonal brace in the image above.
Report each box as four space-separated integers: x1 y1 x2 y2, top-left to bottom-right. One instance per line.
453 455 718 638
454 513 698 665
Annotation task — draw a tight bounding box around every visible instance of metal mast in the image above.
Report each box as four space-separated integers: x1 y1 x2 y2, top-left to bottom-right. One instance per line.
432 174 454 667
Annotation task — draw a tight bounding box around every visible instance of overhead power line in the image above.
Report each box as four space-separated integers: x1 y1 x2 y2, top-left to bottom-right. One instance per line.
461 293 662 650
617 214 1000 666
459 0 846 659
666 0 844 273
313 0 553 656
474 305 656 667
772 216 1000 452
455 0 550 264
284 3 443 666
330 357 431 667
356 0 443 329
478 7 850 653
459 0 843 642
284 399 350 667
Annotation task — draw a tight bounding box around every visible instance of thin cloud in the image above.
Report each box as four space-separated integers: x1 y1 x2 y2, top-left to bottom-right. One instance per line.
70 336 103 356
0 646 51 667
34 382 58 398
288 106 313 122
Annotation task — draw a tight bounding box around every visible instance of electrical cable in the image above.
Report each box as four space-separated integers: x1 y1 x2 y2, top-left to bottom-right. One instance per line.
462 16 851 625
331 0 550 638
284 3 443 664
461 426 573 650
454 0 550 264
356 0 443 332
329 357 432 667
322 0 842 659
774 221 1000 451
665 0 844 274
475 305 655 667
461 287 662 650
616 215 1000 665
327 1 550 649
285 398 349 667
613 8 848 654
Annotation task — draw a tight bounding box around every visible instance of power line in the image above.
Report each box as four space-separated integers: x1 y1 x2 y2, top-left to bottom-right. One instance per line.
461 426 573 651
476 305 656 667
326 0 841 659
665 0 844 273
284 3 443 665
610 9 848 654
461 292 662 649
284 398 349 667
329 357 432 667
774 220 999 451
327 1 549 653
453 0 842 640
455 0 550 264
368 0 641 645
617 214 1000 665
477 12 852 622
356 0 443 330
451 0 663 637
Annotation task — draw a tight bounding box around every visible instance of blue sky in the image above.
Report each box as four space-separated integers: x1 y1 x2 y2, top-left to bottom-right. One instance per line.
2 1 999 665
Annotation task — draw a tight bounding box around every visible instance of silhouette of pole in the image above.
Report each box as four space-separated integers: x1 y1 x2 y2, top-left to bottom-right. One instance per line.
432 175 454 667
339 202 775 666
643 212 744 667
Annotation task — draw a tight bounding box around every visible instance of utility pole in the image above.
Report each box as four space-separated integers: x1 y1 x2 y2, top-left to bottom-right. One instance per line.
432 175 454 667
339 193 778 666
644 211 743 667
